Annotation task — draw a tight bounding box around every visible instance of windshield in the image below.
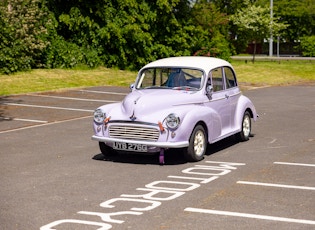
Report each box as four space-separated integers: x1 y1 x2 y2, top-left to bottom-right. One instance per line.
136 68 204 90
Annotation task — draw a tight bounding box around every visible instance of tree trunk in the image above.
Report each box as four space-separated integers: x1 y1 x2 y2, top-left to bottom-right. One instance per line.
252 40 257 63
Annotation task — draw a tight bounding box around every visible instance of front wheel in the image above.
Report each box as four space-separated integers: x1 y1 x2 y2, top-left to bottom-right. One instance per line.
184 125 207 162
237 111 251 141
99 142 116 156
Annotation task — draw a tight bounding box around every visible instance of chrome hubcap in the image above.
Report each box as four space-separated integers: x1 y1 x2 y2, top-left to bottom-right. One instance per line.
243 115 251 137
194 130 205 157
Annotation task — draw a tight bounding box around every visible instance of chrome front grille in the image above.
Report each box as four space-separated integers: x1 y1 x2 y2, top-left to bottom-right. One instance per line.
109 125 160 141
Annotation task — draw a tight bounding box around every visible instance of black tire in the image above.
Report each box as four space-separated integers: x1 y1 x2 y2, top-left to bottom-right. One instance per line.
184 125 207 162
237 111 251 141
99 142 116 156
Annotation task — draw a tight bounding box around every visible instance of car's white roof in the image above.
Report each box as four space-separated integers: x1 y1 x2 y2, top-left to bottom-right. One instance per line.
141 56 233 73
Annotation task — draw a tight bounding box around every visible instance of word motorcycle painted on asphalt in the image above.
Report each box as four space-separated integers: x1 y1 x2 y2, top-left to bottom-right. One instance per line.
41 161 245 229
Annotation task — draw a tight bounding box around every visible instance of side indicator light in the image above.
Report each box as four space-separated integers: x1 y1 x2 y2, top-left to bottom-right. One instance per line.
158 121 165 132
104 116 111 124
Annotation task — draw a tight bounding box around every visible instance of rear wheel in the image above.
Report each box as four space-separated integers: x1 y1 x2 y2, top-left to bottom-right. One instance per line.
184 125 207 162
237 111 251 141
99 142 116 156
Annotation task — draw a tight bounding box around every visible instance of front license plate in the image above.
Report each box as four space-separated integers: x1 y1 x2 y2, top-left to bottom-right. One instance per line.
113 142 148 152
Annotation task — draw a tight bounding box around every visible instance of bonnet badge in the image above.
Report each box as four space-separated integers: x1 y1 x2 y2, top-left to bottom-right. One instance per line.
130 111 137 121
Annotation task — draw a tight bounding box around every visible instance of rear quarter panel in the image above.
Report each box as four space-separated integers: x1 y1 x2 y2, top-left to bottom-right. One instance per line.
233 95 258 132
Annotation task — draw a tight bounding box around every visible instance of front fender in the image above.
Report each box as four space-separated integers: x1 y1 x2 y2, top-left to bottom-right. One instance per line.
171 105 221 144
96 102 121 114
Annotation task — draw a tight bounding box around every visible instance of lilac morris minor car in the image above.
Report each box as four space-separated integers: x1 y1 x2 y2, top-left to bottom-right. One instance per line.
92 56 258 164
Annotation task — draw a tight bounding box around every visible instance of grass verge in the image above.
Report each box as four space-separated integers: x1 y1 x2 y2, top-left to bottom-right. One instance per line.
231 60 315 88
1 60 314 96
0 67 137 96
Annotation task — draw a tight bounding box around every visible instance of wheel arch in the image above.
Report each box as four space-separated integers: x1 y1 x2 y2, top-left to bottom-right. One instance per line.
245 107 254 119
234 95 258 130
194 121 209 143
184 122 208 162
176 106 219 144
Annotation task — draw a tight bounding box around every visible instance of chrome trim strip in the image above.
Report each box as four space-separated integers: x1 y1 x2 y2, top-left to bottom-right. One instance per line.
229 92 241 97
210 97 226 102
107 120 159 127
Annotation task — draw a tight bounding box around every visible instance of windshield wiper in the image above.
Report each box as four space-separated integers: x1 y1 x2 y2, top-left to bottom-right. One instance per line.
172 86 198 91
143 86 168 89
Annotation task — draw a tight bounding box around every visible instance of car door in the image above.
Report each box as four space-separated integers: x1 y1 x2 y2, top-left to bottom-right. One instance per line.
207 67 231 137
223 66 241 131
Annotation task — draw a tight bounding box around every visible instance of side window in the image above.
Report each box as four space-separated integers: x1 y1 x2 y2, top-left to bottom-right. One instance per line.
210 67 224 92
224 67 237 89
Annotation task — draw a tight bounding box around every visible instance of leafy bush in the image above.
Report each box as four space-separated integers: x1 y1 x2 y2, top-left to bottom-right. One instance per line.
194 33 232 61
0 3 31 74
83 49 102 68
300 36 315 57
45 37 84 68
0 14 31 74
0 0 54 74
0 44 33 74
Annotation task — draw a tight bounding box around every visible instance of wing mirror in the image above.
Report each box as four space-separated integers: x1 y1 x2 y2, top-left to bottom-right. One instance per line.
206 85 213 99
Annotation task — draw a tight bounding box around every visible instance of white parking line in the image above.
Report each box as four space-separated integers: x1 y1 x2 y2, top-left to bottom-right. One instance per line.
3 117 48 123
237 181 315 191
4 103 94 112
274 162 315 167
13 118 48 123
79 89 127 96
0 115 91 134
184 208 315 225
27 94 118 103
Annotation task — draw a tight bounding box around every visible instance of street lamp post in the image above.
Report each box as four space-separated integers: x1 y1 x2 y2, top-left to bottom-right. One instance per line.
269 0 273 57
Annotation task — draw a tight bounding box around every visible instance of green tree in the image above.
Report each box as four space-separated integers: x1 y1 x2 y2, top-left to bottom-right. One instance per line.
147 0 200 58
256 0 314 55
300 36 315 57
48 0 200 70
0 0 55 73
0 3 29 74
192 1 232 59
269 0 314 41
202 0 249 15
230 1 287 62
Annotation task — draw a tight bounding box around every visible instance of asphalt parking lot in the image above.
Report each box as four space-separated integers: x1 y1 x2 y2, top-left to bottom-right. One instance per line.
0 86 130 132
0 84 314 230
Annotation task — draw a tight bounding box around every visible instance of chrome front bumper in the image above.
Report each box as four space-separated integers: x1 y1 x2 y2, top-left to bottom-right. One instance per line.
91 135 189 149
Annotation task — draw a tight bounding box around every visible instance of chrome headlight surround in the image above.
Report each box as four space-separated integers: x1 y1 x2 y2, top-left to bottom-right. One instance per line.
94 109 106 124
165 113 180 129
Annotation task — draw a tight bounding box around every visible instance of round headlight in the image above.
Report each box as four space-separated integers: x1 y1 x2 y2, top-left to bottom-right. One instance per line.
166 113 180 129
94 109 105 124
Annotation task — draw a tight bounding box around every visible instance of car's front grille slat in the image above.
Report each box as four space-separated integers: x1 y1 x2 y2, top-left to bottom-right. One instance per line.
109 125 159 141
